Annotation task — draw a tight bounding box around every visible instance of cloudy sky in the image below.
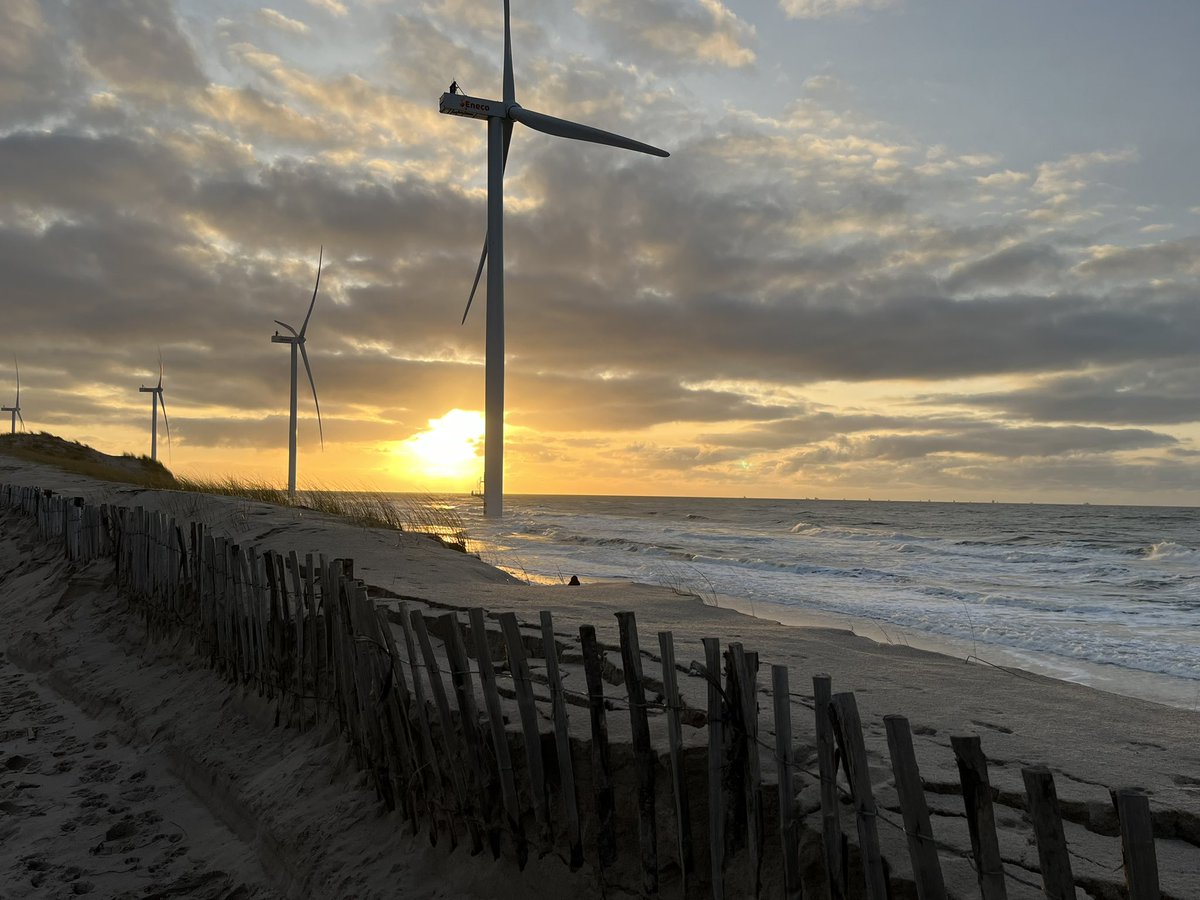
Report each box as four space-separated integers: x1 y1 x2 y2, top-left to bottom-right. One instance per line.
2 0 1199 504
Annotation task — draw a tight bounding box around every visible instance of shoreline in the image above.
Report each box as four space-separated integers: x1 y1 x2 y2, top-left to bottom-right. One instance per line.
489 560 1200 712
2 456 1198 897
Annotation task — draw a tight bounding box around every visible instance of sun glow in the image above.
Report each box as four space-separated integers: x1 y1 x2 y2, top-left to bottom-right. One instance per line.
396 409 484 484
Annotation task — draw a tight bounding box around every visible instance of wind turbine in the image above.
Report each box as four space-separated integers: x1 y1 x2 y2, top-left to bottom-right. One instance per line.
138 352 171 462
439 1 669 518
1 361 24 434
271 249 324 498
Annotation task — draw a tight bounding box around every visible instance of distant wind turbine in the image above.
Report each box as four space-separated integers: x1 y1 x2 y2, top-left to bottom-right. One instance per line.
138 351 171 462
271 249 325 498
1 361 25 434
439 1 669 518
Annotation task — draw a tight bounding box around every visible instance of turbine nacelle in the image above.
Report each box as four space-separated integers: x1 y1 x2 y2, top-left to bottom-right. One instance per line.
440 92 504 120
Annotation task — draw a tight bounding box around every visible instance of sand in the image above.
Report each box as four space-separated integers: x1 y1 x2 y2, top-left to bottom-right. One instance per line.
1 454 1197 898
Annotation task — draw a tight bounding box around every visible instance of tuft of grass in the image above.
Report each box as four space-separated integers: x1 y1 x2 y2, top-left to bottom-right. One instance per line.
173 474 289 505
297 486 468 552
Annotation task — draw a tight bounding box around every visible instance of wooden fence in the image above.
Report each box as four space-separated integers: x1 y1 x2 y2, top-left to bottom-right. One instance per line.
0 482 1172 899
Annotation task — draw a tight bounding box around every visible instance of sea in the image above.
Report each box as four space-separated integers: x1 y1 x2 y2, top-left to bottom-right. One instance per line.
441 495 1200 709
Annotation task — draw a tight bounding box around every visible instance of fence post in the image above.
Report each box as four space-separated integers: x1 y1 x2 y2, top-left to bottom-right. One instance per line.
412 607 483 854
540 611 583 870
1113 788 1160 900
703 637 725 900
771 665 801 900
580 624 617 878
469 607 526 867
813 674 845 900
731 644 763 897
440 613 495 855
884 715 946 900
658 630 695 893
829 692 888 900
616 611 658 897
950 735 1007 900
399 602 450 849
498 612 551 853
1021 766 1075 900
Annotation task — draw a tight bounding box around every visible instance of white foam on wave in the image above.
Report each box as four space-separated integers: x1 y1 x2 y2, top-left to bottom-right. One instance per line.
457 496 1200 701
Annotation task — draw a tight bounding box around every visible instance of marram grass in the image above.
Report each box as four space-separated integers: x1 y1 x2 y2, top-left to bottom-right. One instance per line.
0 433 468 552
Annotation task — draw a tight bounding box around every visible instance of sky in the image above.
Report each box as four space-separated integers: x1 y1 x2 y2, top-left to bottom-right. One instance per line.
2 0 1199 505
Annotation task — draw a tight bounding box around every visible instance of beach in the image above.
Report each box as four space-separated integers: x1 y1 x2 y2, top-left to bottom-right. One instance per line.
1 455 1198 898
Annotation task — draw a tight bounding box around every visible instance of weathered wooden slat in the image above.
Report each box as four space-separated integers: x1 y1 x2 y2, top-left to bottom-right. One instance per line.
658 630 694 893
615 611 658 897
580 624 616 875
814 674 846 900
829 692 887 900
703 637 725 900
399 601 448 848
374 607 426 835
469 607 526 867
440 613 496 855
498 612 551 853
771 665 801 900
1022 767 1075 900
413 607 483 854
884 715 946 900
540 612 582 870
950 735 1008 900
1113 788 1160 900
731 644 763 898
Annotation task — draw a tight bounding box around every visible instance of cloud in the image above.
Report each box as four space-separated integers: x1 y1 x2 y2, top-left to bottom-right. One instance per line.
944 365 1200 426
1032 148 1138 199
69 0 206 99
259 8 310 35
943 242 1067 294
2 0 1197 501
0 0 83 125
1075 238 1200 282
778 0 896 20
576 0 756 70
305 0 348 15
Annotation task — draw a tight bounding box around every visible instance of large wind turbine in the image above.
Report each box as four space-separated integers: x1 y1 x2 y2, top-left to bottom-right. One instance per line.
440 1 669 518
271 249 325 498
1 361 24 434
138 352 171 462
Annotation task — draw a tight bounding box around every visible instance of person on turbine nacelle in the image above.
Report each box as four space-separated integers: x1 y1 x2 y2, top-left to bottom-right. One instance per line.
449 80 459 95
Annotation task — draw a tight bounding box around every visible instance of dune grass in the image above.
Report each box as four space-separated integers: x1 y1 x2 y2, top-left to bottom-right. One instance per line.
0 432 177 488
169 476 470 552
0 433 468 552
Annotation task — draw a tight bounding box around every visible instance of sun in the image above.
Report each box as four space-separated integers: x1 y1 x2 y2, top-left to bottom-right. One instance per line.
396 409 484 484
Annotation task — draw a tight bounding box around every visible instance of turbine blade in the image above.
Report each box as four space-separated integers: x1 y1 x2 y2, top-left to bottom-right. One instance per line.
159 394 172 461
510 105 669 157
462 120 513 324
157 348 164 389
274 320 299 337
299 246 323 337
17 411 25 432
502 0 515 107
14 360 19 406
299 343 324 450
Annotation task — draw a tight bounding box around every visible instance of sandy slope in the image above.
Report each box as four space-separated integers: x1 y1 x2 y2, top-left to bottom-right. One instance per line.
1 455 1198 898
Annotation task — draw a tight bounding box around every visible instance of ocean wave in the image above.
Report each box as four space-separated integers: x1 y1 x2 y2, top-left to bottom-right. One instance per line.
1139 541 1197 560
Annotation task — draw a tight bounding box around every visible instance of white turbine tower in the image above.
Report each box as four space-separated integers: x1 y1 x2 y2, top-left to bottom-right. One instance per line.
138 352 171 462
440 1 669 518
1 361 25 434
271 249 324 498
